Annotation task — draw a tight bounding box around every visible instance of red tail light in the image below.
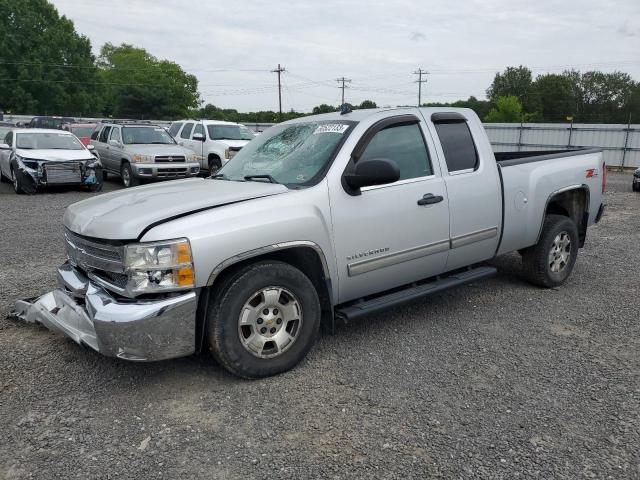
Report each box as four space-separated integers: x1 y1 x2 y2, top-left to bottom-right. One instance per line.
602 161 607 194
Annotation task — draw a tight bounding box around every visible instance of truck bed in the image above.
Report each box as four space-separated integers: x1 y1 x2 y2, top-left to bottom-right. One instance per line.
495 148 602 167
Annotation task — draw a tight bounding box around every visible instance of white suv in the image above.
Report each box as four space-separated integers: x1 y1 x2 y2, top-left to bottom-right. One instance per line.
168 120 255 174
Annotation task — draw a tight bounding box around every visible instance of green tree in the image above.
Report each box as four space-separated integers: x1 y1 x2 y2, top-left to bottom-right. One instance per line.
312 104 336 114
486 66 533 104
0 0 99 115
484 96 529 123
97 43 200 119
528 74 576 121
358 100 377 109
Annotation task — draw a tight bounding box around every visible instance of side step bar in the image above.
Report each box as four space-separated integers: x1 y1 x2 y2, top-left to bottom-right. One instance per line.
335 265 497 321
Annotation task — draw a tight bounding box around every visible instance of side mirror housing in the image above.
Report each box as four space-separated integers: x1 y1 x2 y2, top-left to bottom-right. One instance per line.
86 144 95 151
192 133 205 141
344 158 400 192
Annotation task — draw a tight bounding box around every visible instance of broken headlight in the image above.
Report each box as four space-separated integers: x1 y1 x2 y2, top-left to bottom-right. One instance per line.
123 238 195 294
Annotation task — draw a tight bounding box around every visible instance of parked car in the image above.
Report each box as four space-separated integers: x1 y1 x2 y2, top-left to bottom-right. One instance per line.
90 122 200 187
62 123 97 146
633 168 640 191
14 108 605 378
27 116 76 129
0 129 102 194
168 119 254 174
0 122 15 140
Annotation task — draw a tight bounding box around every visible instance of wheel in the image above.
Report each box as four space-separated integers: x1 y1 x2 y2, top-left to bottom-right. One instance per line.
522 214 579 288
120 162 140 187
10 164 36 194
208 156 222 175
206 261 321 378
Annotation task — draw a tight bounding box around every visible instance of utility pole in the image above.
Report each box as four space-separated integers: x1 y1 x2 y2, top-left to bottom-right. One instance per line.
413 68 428 107
271 64 285 119
336 77 351 105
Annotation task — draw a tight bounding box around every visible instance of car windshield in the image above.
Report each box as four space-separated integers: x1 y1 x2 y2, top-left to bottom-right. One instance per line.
122 126 175 145
71 126 95 137
16 132 84 150
217 121 353 186
207 125 254 141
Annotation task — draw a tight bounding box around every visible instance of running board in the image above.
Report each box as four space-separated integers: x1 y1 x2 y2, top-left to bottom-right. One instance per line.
335 266 497 321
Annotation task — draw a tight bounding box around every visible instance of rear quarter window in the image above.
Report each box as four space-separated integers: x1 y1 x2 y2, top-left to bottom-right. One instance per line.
168 122 183 137
434 122 479 173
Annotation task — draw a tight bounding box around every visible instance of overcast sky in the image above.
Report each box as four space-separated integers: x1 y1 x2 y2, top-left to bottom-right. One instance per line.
50 0 640 113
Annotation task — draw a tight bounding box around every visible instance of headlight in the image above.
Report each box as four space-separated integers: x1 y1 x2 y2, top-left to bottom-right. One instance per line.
123 238 194 294
188 153 198 162
132 154 154 163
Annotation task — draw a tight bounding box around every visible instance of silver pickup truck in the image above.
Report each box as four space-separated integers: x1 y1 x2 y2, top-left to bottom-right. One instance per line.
15 108 606 378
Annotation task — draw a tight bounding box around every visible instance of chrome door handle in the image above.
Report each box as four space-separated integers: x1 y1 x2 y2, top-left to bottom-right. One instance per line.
417 193 443 205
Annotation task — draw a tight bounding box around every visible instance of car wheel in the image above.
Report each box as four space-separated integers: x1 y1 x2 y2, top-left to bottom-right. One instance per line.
522 214 579 288
207 261 321 379
208 156 222 175
121 163 139 188
10 164 37 194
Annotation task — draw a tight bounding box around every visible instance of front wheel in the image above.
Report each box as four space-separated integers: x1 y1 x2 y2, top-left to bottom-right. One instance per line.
207 261 321 378
121 162 140 188
522 214 579 288
208 156 222 175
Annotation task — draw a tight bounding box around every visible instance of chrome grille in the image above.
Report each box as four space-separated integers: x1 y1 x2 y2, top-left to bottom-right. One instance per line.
64 230 124 274
45 163 82 184
157 167 188 178
155 155 185 163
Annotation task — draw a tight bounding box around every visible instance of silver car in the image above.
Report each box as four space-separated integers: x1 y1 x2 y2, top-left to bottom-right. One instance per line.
91 123 200 187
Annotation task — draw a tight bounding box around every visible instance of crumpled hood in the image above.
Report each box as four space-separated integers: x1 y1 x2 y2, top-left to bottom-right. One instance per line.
17 148 95 162
64 178 288 240
126 144 193 157
216 139 250 149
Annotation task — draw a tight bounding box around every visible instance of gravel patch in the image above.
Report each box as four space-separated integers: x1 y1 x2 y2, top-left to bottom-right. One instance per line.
0 173 638 479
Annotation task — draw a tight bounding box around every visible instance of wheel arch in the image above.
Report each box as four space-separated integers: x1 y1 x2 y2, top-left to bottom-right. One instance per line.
195 242 334 353
540 185 590 247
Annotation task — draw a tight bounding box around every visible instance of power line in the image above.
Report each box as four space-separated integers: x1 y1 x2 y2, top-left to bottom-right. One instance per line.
336 77 351 105
413 68 428 106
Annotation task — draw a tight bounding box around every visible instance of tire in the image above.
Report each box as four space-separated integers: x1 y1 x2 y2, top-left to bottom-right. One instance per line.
10 164 36 195
102 170 108 181
208 156 222 175
120 162 140 188
633 182 640 192
206 261 321 379
0 170 8 183
522 214 579 288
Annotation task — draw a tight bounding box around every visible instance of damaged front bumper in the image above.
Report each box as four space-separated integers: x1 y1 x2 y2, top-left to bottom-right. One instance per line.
13 262 198 361
14 158 102 193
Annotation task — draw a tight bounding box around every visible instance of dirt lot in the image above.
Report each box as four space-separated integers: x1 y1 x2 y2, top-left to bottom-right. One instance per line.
0 173 638 479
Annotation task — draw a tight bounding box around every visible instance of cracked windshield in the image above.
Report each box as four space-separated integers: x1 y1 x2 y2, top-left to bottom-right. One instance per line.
218 122 351 185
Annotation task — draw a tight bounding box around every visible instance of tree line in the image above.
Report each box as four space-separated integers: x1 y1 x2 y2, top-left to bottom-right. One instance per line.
1 1 638 124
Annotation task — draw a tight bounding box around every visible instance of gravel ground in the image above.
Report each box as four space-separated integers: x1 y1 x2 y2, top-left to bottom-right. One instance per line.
0 173 639 479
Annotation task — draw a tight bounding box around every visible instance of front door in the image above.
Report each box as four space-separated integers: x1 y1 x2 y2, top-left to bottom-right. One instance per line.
329 116 450 303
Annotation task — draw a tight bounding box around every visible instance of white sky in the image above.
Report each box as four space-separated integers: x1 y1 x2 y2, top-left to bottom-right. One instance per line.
50 0 640 112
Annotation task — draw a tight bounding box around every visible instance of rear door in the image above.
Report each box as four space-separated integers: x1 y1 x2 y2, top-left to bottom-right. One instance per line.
106 127 124 171
94 126 112 171
329 115 450 302
177 122 194 148
190 122 206 167
426 111 502 270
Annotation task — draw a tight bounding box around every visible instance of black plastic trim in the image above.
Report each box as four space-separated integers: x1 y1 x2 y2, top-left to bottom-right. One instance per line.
495 148 602 167
494 165 506 256
431 112 467 123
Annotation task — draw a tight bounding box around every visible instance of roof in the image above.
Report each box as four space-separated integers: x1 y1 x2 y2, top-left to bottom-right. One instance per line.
284 106 478 124
12 128 75 134
64 123 97 127
173 119 243 126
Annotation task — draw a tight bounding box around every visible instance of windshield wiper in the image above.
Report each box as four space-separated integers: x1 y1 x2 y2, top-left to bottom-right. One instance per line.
244 174 278 184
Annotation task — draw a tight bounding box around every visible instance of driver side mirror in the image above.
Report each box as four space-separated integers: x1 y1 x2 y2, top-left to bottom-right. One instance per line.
344 158 400 192
86 144 95 151
192 133 205 141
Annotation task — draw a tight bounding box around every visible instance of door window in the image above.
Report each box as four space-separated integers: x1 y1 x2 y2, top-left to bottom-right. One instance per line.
109 127 122 143
98 126 112 143
433 122 478 173
168 122 183 137
193 123 205 138
358 123 432 181
181 122 194 139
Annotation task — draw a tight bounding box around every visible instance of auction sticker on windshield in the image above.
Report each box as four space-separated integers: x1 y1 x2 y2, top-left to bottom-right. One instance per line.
314 124 349 134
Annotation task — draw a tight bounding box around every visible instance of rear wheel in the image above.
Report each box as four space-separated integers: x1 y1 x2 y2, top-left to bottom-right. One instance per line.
522 214 579 288
121 162 140 188
207 261 321 378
